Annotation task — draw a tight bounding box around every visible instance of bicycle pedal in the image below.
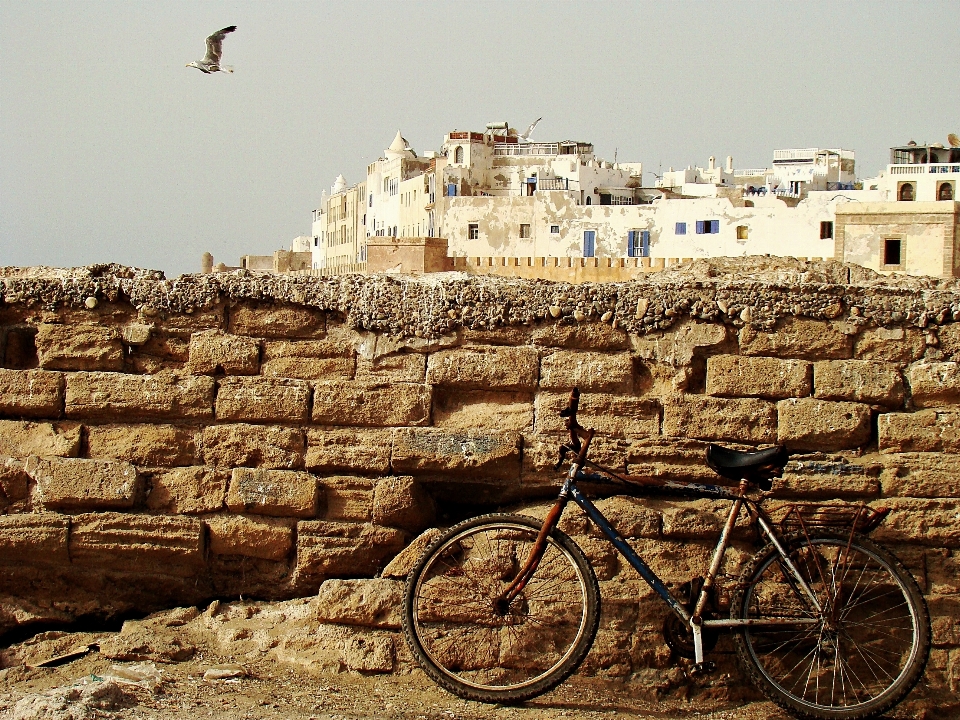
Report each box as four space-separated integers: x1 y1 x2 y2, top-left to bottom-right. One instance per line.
691 661 717 676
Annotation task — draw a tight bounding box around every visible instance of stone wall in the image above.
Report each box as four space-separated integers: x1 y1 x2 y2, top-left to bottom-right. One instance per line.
0 259 957 703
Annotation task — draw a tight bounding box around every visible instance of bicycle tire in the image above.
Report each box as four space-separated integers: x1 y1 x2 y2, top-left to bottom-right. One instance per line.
401 513 600 703
731 530 930 720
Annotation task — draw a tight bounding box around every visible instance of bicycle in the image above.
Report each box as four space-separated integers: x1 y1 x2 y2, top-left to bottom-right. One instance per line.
401 388 931 720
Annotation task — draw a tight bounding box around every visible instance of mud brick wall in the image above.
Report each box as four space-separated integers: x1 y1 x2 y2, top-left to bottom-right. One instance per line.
0 260 957 702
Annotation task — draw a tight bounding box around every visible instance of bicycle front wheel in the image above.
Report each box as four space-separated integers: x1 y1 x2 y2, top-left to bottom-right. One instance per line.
401 513 600 703
732 530 930 720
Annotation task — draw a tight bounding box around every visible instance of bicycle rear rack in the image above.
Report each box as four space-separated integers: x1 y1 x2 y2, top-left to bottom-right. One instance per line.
778 503 890 536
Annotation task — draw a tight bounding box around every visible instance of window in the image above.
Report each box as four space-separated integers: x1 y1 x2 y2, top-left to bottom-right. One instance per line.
737 225 748 240
883 238 902 267
675 222 687 235
519 224 531 238
550 225 560 234
468 223 479 240
939 182 954 201
454 146 464 164
820 221 834 239
898 183 915 201
368 194 373 207
627 230 650 258
696 220 719 234
447 183 457 197
583 230 596 258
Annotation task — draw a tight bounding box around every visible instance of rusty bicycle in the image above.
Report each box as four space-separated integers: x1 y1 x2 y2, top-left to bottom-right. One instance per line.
401 388 931 720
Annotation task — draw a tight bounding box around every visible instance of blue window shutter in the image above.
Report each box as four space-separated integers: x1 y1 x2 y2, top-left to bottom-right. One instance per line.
627 230 638 257
583 231 596 258
676 222 686 235
447 184 457 197
710 220 719 233
696 220 705 234
641 231 650 257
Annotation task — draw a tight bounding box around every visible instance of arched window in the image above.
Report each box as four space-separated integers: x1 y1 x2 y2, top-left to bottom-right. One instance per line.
899 183 915 201
939 183 954 201
454 146 464 164
586 196 592 205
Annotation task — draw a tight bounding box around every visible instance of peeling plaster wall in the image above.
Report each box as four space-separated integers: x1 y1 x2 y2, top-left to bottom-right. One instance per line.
443 192 878 261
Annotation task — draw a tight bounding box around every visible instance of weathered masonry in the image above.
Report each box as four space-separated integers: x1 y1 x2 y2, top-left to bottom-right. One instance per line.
0 259 958 707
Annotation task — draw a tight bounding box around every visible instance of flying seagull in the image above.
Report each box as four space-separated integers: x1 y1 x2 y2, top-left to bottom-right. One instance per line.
186 26 236 74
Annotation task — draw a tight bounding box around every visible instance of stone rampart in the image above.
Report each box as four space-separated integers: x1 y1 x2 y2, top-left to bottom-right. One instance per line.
0 259 958 703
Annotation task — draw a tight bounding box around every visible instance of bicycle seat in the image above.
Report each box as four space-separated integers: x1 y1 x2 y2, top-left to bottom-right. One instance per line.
705 444 789 487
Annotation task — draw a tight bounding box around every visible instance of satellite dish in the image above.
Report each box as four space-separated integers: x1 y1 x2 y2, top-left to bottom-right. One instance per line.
949 133 960 148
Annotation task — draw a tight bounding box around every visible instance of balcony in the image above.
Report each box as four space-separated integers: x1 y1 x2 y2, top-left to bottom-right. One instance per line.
890 163 960 175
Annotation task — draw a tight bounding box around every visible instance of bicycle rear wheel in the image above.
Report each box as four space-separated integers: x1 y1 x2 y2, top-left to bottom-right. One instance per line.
401 513 600 703
732 530 930 720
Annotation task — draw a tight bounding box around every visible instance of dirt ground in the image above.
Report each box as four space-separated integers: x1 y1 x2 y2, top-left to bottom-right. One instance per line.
0 602 941 720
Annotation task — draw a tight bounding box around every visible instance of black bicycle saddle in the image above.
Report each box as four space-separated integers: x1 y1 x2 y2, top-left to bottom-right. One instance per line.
705 444 789 485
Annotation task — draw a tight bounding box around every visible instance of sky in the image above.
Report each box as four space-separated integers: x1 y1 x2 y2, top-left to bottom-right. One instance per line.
1 1 958 278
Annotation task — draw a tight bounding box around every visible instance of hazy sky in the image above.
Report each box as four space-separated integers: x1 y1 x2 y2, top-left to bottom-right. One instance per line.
2 1 958 277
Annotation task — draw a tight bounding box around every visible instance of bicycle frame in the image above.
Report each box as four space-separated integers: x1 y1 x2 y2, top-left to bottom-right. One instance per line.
501 443 822 667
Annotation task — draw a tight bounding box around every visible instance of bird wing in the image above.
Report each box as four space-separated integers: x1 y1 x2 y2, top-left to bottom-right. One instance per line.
521 117 542 141
203 26 236 64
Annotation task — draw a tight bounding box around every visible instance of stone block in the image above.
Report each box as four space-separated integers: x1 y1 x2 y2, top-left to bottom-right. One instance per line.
318 476 374 522
373 476 436 532
261 339 356 380
869 498 960 548
531 322 630 350
705 355 811 400
228 303 326 338
775 459 880 499
878 410 948 453
739 318 852 360
539 351 634 392
391 428 521 481
0 420 81 458
591 496 660 538
25 456 139 511
777 398 872 451
926 549 960 595
907 362 960 408
315 578 403 629
0 369 64 418
629 322 728 367
343 634 395 673
35 323 123 371
311 382 430 427
813 360 905 407
933 323 960 362
69 512 205 575
425 346 538 391
206 514 293 561
186 330 260 375
381 528 443 579
854 326 925 363
0 456 29 508
662 395 777 443
535 392 660 438
296 520 407 581
65 371 215 421
355 352 425 383
928 595 960 647
304 428 391 474
432 389 533 431
878 453 960 498
226 467 319 517
215 377 311 423
146 466 228 514
201 424 305 470
86 423 198 466
262 356 356 381
0 513 69 565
